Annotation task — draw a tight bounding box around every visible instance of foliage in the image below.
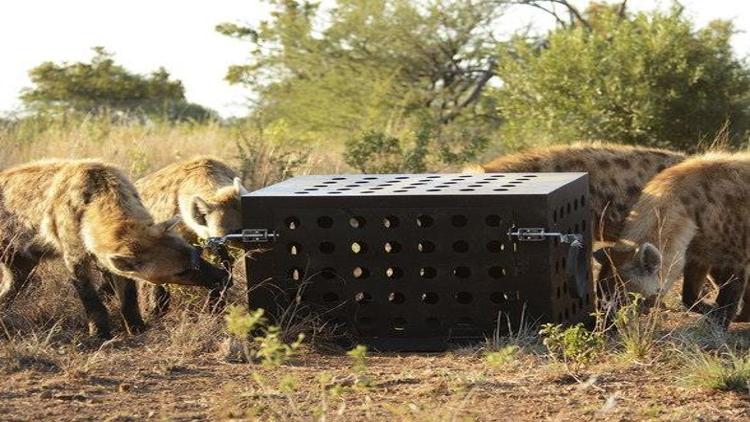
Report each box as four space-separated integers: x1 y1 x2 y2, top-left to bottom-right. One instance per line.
21 47 216 122
539 323 603 373
485 345 519 368
346 344 372 387
494 4 750 151
613 293 658 360
681 348 750 392
344 122 488 173
217 0 502 142
224 305 304 368
234 128 313 190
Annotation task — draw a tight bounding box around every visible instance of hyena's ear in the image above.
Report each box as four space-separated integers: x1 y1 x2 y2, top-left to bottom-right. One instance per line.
154 216 181 233
233 177 250 195
110 255 139 273
637 243 661 275
187 196 211 227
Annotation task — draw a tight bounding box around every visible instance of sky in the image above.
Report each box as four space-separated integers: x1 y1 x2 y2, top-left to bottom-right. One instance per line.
2 0 750 118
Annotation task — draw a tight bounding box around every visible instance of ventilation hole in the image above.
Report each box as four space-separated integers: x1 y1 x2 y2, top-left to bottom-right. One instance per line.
384 241 401 253
320 267 336 280
564 309 570 320
361 190 375 194
575 223 580 233
416 215 434 228
567 203 572 214
563 282 568 295
562 257 567 271
288 243 300 255
419 267 437 279
421 292 439 304
353 267 369 279
485 215 501 227
426 189 440 192
351 241 367 254
285 217 300 230
418 241 435 253
323 292 339 302
459 189 475 192
493 188 508 192
294 191 309 194
317 216 333 228
453 266 471 278
385 267 403 279
574 199 579 210
322 181 336 185
363 176 377 180
319 241 335 254
425 317 440 328
328 191 341 195
555 261 560 274
388 292 405 304
392 318 407 331
289 268 303 281
455 292 473 304
553 210 557 222
488 266 506 279
394 189 408 193
560 206 565 218
451 215 468 227
581 195 586 206
355 292 372 304
452 240 469 253
349 216 365 228
557 286 561 298
486 241 503 253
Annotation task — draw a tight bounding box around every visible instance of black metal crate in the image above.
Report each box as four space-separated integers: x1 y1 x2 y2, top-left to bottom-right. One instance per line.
241 173 592 351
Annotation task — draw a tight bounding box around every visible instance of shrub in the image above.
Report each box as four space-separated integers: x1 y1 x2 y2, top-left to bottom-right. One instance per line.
539 323 603 374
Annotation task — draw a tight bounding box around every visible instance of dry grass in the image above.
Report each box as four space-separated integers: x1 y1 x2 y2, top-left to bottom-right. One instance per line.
1 118 750 420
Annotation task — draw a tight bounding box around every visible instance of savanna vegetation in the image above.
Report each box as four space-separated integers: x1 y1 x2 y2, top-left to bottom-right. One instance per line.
2 0 750 420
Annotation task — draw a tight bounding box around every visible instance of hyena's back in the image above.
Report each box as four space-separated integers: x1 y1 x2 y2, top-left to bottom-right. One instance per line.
472 143 686 241
135 157 238 222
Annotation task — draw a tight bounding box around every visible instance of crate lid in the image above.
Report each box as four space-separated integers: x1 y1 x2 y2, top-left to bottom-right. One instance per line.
246 173 587 196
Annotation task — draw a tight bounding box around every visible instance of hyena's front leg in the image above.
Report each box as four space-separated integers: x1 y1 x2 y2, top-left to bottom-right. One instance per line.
148 284 171 319
68 260 112 338
0 253 39 307
103 272 146 334
711 267 748 329
681 259 713 315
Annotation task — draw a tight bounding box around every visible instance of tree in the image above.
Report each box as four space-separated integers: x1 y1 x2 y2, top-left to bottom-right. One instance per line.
493 3 750 151
21 47 217 122
217 0 503 141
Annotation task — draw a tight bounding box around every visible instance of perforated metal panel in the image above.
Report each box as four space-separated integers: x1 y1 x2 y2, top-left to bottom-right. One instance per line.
242 173 592 351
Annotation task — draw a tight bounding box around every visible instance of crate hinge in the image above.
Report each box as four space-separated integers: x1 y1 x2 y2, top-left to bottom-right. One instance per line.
508 227 581 244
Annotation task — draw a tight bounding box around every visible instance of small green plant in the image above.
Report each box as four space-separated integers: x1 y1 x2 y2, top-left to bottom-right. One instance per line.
255 325 305 368
614 293 657 360
485 345 519 369
346 344 372 387
539 323 603 374
681 348 750 392
224 305 304 367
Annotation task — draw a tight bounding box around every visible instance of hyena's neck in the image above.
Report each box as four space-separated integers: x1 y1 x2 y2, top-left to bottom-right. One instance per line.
617 195 697 291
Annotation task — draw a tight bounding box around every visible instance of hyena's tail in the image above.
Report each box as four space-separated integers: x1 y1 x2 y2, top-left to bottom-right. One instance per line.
461 163 486 174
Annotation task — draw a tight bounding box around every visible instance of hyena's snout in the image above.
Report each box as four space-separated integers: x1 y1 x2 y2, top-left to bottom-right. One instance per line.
185 247 232 290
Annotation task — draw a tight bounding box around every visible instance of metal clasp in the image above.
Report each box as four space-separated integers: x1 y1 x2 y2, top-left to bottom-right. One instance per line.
207 228 279 246
508 227 582 244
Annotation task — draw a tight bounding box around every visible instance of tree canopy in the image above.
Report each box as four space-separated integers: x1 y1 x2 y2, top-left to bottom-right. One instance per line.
21 47 217 122
493 3 750 151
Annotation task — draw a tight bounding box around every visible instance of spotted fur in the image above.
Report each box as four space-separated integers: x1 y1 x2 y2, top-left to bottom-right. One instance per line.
0 159 228 338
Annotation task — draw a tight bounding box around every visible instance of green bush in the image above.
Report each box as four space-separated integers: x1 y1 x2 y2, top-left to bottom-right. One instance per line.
539 323 604 374
494 5 750 151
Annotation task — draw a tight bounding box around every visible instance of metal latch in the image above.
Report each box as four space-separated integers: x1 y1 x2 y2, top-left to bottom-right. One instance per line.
508 227 582 244
207 228 279 245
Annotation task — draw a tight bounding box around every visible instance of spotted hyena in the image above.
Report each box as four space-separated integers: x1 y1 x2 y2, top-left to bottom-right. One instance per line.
465 143 686 242
0 159 229 338
134 157 246 316
594 152 750 327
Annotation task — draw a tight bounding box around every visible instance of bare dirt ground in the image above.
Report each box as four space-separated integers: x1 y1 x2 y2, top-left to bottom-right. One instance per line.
2 305 750 421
